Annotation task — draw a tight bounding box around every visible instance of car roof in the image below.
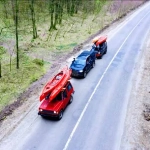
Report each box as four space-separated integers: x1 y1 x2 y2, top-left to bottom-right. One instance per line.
77 50 91 59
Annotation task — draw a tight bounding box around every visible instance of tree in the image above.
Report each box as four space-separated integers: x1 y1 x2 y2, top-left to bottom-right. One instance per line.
29 0 38 39
15 0 19 69
0 46 6 78
3 0 8 18
49 0 56 30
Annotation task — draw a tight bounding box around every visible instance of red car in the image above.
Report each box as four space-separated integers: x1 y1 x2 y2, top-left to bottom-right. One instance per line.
92 36 107 59
38 67 74 120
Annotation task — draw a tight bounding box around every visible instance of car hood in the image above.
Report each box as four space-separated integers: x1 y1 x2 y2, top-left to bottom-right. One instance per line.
39 100 62 111
70 64 85 71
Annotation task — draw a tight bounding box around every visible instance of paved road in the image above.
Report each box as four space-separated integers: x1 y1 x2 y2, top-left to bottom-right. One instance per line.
1 2 150 150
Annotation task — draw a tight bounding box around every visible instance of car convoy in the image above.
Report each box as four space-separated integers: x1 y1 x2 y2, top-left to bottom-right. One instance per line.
38 36 107 120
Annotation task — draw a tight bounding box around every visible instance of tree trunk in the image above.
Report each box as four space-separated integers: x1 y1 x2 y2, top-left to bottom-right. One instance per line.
70 0 75 16
15 0 19 69
58 4 63 24
3 0 8 18
54 2 59 28
49 0 56 31
0 60 2 78
67 0 71 14
57 0 63 25
11 0 16 22
30 0 37 39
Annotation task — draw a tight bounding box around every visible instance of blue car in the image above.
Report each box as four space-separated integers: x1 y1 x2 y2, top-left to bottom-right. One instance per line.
70 50 96 78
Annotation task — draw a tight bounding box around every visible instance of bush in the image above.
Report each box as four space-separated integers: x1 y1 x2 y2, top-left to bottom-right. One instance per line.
32 58 44 66
0 46 6 55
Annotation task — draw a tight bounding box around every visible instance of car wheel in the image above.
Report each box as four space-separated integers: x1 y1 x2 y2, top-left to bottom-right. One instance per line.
83 71 87 78
69 95 73 104
99 54 103 59
104 47 107 54
41 115 47 119
58 110 63 120
92 62 95 68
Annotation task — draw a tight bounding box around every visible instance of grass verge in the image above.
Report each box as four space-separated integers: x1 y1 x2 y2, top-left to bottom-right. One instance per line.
0 53 49 110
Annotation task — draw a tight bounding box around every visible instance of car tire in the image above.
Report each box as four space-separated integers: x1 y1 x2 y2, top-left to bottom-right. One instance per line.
69 95 73 104
99 54 103 59
104 47 107 54
41 115 46 119
83 71 87 78
58 110 63 120
92 62 95 68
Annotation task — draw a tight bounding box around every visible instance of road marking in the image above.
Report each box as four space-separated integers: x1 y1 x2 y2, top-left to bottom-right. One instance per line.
63 9 150 150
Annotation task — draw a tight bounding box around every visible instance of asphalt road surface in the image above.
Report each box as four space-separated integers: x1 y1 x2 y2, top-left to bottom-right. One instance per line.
0 2 150 150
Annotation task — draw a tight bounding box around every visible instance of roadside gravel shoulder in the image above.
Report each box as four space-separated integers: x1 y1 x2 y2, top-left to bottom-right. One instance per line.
120 29 150 149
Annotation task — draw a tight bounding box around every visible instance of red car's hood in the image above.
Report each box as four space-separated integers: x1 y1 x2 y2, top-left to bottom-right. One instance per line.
39 100 62 111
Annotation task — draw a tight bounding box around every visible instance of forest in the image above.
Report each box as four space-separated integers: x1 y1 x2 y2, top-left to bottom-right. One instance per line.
0 0 146 113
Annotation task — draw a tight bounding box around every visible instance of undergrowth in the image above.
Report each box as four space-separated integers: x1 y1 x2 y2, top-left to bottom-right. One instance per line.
0 54 48 110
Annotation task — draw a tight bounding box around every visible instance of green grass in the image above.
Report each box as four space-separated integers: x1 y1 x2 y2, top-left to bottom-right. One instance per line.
0 53 49 110
56 43 77 51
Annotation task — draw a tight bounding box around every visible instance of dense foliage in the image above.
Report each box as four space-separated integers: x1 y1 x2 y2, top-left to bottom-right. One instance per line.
0 0 106 36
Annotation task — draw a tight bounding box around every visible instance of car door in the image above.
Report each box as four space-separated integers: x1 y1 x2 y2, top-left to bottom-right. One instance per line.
62 89 68 108
86 57 91 72
101 42 106 54
104 42 107 51
88 56 93 69
66 82 74 104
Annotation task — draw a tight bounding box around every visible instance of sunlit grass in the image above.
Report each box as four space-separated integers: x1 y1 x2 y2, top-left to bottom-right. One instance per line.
0 53 49 110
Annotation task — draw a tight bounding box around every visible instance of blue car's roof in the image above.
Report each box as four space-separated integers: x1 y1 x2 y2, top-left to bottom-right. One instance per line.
77 50 92 59
70 58 86 70
70 50 95 70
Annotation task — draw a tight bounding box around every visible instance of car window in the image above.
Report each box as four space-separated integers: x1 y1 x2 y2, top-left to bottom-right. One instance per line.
100 43 103 48
45 93 50 100
89 56 92 61
86 57 89 63
63 90 67 98
53 92 62 101
73 59 86 65
67 83 72 91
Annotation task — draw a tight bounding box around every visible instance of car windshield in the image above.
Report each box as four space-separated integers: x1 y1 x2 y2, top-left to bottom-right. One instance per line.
73 59 86 66
53 92 62 101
